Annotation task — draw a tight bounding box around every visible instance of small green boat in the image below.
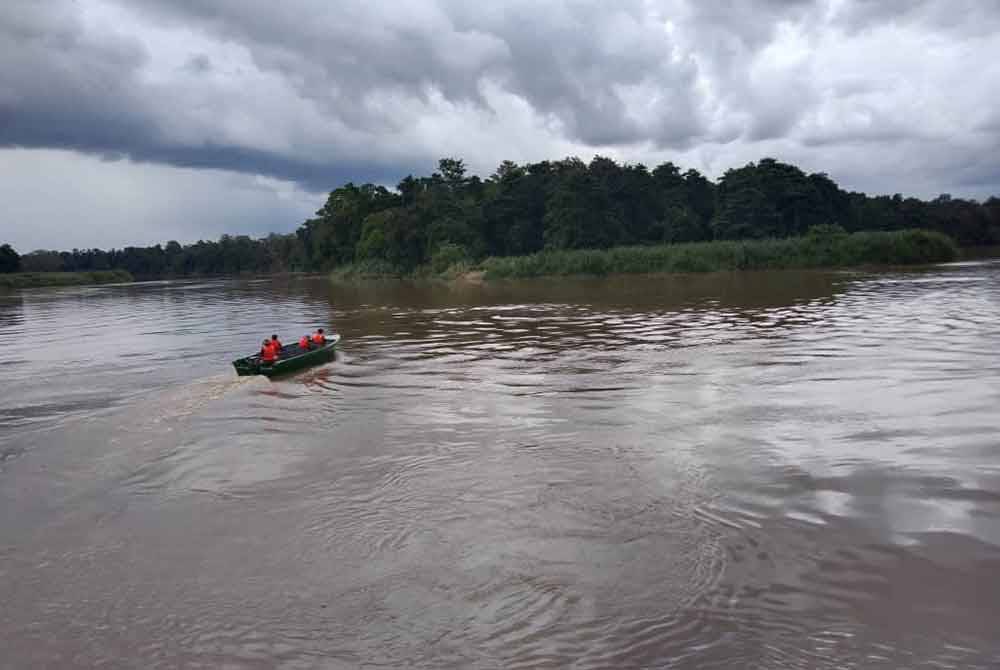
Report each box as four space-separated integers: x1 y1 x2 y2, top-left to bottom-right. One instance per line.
232 334 341 377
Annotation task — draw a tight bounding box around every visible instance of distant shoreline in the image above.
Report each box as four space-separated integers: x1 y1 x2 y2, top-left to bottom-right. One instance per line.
4 233 988 289
0 270 133 289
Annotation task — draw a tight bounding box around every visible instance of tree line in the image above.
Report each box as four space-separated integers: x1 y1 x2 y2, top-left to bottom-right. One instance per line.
3 157 999 277
4 235 306 278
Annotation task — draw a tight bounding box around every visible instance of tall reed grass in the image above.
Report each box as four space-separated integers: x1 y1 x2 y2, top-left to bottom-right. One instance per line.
482 229 958 279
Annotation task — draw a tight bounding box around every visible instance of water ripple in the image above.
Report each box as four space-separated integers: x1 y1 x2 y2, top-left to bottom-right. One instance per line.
2 263 1000 667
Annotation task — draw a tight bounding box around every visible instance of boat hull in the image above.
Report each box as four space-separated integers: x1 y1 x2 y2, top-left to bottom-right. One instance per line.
232 334 340 377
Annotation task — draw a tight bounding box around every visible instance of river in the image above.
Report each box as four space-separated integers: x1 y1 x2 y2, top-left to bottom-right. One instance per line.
1 262 999 669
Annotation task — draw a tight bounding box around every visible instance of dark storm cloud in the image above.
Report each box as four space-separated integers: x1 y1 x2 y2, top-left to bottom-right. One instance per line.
441 0 705 146
0 1 411 190
124 0 708 147
0 2 153 154
0 0 715 187
1 0 999 199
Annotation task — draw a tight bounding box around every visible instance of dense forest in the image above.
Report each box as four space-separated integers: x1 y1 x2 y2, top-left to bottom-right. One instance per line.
4 157 999 278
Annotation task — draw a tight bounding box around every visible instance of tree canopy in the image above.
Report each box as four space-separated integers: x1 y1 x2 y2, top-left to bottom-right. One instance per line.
0 244 20 273
5 156 999 277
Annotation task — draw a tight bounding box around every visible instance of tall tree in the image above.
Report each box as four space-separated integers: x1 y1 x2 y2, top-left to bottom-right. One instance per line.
0 244 20 273
543 162 623 250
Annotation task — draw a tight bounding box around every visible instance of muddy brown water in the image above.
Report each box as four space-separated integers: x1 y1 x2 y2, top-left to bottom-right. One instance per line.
1 262 999 669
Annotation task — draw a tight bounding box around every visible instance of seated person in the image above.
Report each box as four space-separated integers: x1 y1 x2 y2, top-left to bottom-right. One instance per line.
311 328 327 345
299 334 312 350
260 338 277 364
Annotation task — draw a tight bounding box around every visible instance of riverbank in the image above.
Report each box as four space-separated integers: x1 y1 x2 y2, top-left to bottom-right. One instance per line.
481 229 959 279
330 259 475 281
0 269 134 289
327 228 960 282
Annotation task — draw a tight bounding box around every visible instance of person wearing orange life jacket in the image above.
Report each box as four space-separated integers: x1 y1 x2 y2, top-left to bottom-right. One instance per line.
311 328 326 345
260 338 277 364
299 334 311 350
270 334 283 357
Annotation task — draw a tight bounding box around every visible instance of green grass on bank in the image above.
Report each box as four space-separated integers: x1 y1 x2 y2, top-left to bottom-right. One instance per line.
0 269 134 289
325 228 960 282
481 228 959 280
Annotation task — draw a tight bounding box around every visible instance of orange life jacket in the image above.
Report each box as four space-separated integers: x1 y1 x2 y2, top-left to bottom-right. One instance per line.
299 336 310 349
272 339 282 350
261 343 277 363
312 333 325 344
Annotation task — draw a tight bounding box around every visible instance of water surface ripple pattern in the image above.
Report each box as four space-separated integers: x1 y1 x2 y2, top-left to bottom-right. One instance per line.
1 263 999 668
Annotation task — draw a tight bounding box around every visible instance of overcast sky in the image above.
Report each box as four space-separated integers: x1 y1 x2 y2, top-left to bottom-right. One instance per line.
3 0 999 252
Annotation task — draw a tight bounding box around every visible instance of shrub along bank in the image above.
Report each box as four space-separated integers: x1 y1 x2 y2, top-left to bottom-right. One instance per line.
480 228 959 279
